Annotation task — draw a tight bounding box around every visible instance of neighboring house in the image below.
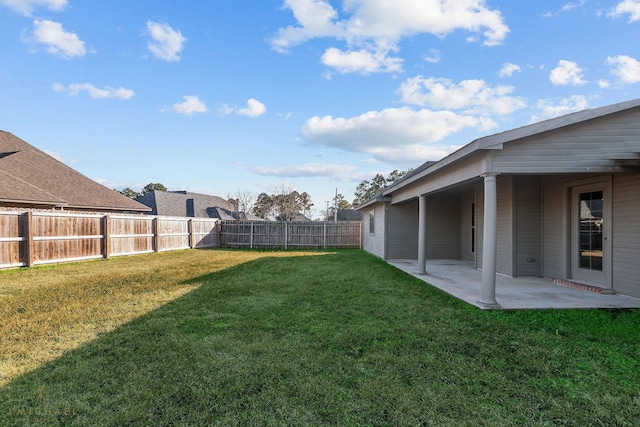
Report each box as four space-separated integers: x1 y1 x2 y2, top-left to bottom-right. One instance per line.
356 98 640 303
0 131 149 212
136 190 260 220
336 209 363 221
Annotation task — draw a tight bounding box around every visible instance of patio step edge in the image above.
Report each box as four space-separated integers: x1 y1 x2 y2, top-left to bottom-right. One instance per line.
552 279 615 294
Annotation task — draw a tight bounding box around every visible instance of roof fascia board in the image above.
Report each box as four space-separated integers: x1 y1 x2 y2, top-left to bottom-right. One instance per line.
355 196 392 211
382 141 482 196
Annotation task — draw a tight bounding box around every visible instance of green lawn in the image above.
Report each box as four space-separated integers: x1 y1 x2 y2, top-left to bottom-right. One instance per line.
1 249 639 426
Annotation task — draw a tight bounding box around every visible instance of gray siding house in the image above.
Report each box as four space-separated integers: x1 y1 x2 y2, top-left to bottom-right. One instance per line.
357 98 640 304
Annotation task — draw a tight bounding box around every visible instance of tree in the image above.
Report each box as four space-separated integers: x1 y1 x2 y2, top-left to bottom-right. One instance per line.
323 193 352 221
118 187 140 199
252 187 314 220
142 182 167 195
226 189 256 215
253 193 275 219
352 169 411 207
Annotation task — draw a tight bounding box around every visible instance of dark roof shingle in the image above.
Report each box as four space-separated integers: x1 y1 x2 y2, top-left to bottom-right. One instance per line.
0 131 150 212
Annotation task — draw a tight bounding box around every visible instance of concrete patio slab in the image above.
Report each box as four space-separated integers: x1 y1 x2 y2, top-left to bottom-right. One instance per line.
388 259 640 310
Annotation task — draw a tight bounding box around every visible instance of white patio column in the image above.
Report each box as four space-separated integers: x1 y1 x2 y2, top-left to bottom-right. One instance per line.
417 194 427 275
479 173 500 308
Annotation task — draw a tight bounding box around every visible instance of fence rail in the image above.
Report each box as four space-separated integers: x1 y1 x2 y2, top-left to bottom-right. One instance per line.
219 220 362 249
0 210 220 269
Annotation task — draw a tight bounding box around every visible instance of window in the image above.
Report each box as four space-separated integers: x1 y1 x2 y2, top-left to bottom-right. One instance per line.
369 209 375 234
578 191 603 271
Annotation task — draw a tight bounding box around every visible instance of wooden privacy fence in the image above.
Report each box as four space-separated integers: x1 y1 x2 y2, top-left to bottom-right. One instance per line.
0 210 219 269
219 220 362 249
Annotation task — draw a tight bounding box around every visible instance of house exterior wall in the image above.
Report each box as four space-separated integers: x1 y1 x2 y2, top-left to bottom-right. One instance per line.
426 195 461 259
541 175 569 280
460 190 475 263
362 203 387 259
514 176 542 276
386 200 419 259
540 173 640 298
475 183 485 270
496 176 514 276
612 173 640 298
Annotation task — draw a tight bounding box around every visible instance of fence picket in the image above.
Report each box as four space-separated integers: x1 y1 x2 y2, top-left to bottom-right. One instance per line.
218 221 362 249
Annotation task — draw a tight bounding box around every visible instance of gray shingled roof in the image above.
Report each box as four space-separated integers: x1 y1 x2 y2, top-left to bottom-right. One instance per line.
136 190 236 218
336 209 363 221
0 131 150 212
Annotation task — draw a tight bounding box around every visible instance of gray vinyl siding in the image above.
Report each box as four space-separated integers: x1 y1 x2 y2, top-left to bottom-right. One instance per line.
542 175 571 280
362 203 387 259
460 190 475 263
386 200 419 259
496 176 514 276
476 183 484 269
514 176 542 276
612 173 640 298
491 110 640 174
426 195 461 259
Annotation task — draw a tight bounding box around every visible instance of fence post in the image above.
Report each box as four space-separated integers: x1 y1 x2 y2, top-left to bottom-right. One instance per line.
152 217 159 252
102 215 111 258
250 222 254 249
24 212 34 267
188 219 195 249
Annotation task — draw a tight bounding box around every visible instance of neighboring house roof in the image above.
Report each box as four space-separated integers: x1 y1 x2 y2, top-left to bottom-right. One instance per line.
336 209 363 221
0 131 150 212
357 97 640 209
275 214 311 222
136 190 236 218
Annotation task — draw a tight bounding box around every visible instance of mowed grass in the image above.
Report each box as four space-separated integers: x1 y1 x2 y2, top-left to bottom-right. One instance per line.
1 250 639 426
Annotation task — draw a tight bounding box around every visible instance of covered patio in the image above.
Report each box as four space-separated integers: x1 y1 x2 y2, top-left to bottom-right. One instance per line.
388 259 640 310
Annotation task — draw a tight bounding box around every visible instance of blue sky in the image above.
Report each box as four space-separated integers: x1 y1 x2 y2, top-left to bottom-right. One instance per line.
1 0 639 217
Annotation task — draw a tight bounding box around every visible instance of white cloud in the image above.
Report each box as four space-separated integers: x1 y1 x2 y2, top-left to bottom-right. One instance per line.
606 55 640 83
52 83 134 99
423 49 440 64
271 0 509 74
0 0 66 16
146 21 187 61
252 163 359 178
608 0 640 22
171 95 208 115
219 98 267 118
530 95 589 123
302 107 491 163
561 0 586 12
26 19 86 59
398 76 526 116
549 60 586 86
238 98 267 117
499 62 521 78
543 0 586 17
321 47 402 74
